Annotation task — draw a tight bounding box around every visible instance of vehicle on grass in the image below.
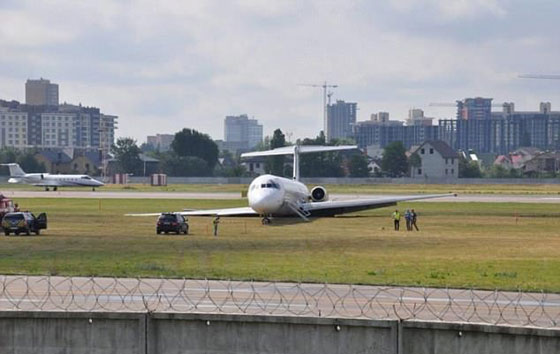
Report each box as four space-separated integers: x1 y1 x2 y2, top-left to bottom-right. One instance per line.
128 145 456 225
156 213 189 235
1 163 104 191
2 212 47 236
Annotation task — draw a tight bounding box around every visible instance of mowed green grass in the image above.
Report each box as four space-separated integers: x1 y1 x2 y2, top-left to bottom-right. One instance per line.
4 182 560 195
0 198 559 292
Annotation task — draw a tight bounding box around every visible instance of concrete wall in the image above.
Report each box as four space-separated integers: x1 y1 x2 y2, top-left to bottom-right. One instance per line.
401 321 560 354
148 313 397 354
0 312 558 354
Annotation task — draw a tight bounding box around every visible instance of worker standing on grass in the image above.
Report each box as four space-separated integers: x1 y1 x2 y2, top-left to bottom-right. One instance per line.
411 209 419 231
405 209 412 231
392 209 401 231
213 216 220 237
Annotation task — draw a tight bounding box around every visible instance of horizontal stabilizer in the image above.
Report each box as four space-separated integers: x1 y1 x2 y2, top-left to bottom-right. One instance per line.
241 145 357 158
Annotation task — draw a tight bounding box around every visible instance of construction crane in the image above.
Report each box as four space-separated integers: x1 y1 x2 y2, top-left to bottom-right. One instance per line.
519 74 560 80
299 81 338 138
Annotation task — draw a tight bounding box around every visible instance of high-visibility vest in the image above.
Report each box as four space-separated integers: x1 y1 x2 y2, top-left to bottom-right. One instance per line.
393 212 400 220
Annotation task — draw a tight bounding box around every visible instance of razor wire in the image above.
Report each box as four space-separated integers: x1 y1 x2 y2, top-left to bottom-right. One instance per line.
0 275 558 329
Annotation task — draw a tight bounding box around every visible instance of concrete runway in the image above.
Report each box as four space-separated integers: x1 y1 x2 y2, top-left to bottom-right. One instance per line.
0 275 557 328
3 190 560 203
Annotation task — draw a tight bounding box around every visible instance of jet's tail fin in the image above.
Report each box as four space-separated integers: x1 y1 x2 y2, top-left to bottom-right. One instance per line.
241 145 358 180
1 163 26 177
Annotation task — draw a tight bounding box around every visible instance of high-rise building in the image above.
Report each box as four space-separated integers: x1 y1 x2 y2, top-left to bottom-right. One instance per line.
407 109 434 126
353 119 438 150
371 112 390 123
438 99 560 154
224 114 263 149
25 78 59 106
0 101 117 155
456 97 492 120
326 100 357 142
147 134 174 151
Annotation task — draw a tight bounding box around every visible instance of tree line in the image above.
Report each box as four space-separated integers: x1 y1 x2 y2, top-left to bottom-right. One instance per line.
111 128 549 179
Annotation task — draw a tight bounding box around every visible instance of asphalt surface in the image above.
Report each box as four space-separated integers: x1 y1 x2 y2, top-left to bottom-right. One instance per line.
0 275 557 328
3 190 560 203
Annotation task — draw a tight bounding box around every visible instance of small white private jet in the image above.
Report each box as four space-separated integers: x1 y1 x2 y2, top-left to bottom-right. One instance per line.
2 163 104 191
128 145 455 224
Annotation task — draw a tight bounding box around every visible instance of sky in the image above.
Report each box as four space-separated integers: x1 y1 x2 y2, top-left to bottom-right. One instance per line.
1 0 560 143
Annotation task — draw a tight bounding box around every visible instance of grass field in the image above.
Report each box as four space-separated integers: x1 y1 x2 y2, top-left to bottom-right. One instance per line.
4 182 560 195
0 197 559 292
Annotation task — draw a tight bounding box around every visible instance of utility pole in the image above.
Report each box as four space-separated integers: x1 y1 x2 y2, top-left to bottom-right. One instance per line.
299 81 338 141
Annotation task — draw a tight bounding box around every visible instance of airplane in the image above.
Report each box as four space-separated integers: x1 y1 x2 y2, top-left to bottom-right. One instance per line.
1 163 104 191
127 145 455 224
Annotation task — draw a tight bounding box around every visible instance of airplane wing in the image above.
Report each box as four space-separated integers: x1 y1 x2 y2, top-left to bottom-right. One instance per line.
303 193 456 217
126 207 258 217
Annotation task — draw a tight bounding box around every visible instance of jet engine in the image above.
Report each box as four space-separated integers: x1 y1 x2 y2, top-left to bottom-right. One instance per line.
310 186 328 202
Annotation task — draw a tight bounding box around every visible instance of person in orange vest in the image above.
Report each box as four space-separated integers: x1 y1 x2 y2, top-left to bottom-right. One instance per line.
392 209 401 231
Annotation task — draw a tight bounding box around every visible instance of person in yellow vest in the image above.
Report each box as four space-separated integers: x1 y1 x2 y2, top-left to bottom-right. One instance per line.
392 209 401 231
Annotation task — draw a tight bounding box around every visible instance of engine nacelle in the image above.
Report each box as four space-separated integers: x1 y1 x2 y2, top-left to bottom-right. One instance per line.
310 186 328 202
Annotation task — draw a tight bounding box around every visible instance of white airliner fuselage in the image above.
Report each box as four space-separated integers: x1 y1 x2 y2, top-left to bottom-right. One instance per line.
247 174 308 216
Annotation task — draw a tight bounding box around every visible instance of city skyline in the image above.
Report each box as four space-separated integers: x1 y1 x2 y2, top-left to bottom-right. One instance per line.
1 1 559 142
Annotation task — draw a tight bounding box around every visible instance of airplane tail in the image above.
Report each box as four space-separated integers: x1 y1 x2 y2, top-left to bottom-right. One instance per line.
241 144 358 181
1 163 26 177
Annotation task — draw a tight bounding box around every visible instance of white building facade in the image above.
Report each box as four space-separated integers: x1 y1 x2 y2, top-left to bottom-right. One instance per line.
411 140 459 179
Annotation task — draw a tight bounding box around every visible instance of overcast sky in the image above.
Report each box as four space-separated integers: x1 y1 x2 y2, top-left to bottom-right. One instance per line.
1 0 559 142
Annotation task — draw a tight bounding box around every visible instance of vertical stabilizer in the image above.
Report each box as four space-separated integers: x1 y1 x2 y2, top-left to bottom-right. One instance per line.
2 163 26 177
241 145 358 181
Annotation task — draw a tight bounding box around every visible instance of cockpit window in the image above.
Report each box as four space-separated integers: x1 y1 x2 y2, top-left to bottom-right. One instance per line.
260 181 279 189
81 176 92 180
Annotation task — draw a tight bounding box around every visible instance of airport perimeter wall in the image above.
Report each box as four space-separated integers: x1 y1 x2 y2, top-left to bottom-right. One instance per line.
0 311 558 354
125 176 560 185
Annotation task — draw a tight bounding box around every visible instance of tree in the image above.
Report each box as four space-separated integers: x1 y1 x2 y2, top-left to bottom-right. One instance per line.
348 154 370 177
160 155 211 176
298 131 345 177
381 141 408 177
171 129 219 170
485 164 523 178
265 129 286 176
17 151 45 173
458 157 482 178
111 137 143 174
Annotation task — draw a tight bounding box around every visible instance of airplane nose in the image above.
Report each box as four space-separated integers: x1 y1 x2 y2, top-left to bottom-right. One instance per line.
250 190 284 213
